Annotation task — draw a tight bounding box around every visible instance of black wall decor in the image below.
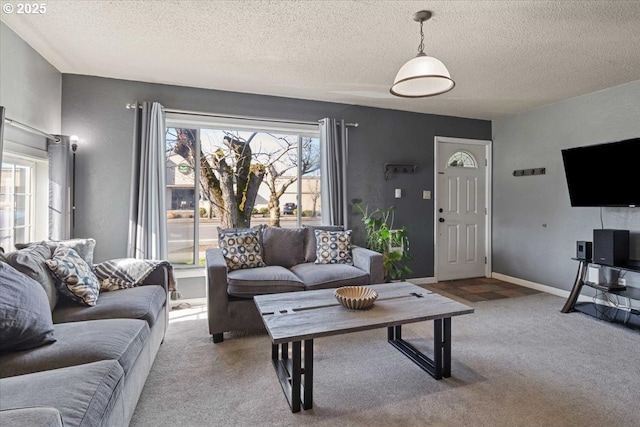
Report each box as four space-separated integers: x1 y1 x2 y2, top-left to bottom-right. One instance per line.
384 163 418 180
513 167 546 177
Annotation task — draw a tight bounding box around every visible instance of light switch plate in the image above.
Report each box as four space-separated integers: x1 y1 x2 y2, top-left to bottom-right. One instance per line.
422 190 431 199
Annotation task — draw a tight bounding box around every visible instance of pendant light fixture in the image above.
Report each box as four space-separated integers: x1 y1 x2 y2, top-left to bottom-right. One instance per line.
390 10 455 98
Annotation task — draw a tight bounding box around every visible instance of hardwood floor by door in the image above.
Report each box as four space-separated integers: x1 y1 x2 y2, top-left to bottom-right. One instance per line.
419 277 540 303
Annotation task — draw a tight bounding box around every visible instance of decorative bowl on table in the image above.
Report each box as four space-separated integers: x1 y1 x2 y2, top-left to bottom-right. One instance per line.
334 286 378 310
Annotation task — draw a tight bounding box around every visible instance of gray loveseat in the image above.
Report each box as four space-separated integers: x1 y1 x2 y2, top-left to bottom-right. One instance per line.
0 240 170 427
206 225 384 343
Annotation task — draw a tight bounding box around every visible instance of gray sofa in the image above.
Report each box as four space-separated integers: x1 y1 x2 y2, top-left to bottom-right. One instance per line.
0 240 170 427
206 226 384 343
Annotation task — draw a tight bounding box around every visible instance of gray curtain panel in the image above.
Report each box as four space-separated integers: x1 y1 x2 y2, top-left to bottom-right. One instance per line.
127 102 168 260
0 106 5 169
48 135 72 240
319 118 348 228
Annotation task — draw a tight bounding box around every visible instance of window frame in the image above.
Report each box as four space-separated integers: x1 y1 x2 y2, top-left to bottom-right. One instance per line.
165 115 320 267
1 154 38 250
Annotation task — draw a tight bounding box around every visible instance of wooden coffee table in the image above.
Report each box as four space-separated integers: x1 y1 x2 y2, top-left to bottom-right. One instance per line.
253 282 474 412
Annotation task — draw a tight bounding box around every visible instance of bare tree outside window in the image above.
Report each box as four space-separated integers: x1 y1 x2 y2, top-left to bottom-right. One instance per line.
258 135 319 226
165 126 321 265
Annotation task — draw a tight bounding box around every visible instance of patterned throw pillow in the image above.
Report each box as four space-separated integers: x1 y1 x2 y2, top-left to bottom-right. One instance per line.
45 246 101 306
314 229 353 265
218 227 265 271
302 225 344 262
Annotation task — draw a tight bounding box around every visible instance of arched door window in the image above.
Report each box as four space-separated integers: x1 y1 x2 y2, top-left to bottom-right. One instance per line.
447 150 477 168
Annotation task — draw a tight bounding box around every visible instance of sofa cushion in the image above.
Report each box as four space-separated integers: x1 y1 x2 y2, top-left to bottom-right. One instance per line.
0 262 56 352
0 318 149 378
290 263 369 290
227 266 304 298
16 238 97 267
45 246 101 306
262 227 306 268
2 242 59 310
218 227 266 271
302 225 343 262
314 229 353 265
0 360 124 427
0 407 63 427
52 285 166 327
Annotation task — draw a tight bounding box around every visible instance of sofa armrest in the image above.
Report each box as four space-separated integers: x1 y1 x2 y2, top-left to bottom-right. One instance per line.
140 264 170 293
352 246 384 284
206 249 230 334
0 407 63 427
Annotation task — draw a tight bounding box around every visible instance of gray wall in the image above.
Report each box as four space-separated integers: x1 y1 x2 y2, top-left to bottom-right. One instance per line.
0 22 61 140
61 74 491 273
493 80 640 292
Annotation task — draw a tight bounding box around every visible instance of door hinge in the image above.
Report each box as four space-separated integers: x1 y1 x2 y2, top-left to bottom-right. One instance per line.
484 257 487 264
485 158 487 166
484 208 487 215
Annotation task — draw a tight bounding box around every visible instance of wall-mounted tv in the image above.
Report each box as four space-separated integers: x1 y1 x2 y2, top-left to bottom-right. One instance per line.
561 138 640 207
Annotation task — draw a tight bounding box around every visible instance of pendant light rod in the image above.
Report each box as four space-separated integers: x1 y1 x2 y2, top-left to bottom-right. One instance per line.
414 10 431 56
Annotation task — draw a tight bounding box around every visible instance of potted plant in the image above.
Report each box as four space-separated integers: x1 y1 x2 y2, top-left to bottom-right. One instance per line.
353 202 413 281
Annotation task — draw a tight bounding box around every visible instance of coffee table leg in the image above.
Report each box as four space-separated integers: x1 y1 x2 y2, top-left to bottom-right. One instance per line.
303 339 313 410
387 318 453 380
291 341 301 412
271 340 314 413
443 318 451 378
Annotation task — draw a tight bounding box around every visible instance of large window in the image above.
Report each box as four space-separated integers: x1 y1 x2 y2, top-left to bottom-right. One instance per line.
1 156 35 251
165 119 320 266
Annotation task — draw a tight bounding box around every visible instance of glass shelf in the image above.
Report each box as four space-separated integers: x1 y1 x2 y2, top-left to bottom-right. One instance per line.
573 302 640 331
583 281 640 300
563 258 640 332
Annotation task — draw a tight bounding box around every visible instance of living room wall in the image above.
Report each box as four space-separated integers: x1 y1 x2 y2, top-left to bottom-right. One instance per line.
61 74 491 278
0 22 61 144
492 80 640 294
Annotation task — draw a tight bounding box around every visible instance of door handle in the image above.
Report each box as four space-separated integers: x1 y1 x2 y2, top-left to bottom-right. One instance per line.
438 208 443 213
439 218 445 223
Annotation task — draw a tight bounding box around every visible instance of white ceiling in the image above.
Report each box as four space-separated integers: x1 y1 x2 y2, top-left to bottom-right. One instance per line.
3 1 640 120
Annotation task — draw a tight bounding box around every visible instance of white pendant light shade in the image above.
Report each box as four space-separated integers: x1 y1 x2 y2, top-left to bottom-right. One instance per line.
390 54 455 97
390 10 455 98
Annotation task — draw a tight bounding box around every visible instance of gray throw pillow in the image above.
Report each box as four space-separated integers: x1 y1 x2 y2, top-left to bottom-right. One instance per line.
3 242 58 310
0 262 56 352
302 225 344 262
15 238 97 267
262 227 306 268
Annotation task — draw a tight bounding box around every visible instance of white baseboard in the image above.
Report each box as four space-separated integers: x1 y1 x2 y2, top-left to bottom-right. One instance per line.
491 272 592 302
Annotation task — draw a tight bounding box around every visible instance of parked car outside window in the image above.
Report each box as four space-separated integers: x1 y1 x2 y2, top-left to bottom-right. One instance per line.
282 203 297 215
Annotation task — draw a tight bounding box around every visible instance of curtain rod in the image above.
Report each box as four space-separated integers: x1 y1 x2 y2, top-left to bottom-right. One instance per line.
3 117 61 142
125 103 358 128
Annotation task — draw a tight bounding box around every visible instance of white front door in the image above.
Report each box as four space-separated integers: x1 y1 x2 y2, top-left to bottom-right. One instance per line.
435 139 489 281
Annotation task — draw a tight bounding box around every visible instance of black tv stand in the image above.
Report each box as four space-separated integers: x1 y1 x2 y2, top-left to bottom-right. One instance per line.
589 283 626 292
562 258 640 331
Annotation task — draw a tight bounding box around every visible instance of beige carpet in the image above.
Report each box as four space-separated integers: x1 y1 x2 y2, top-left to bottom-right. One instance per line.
131 293 640 427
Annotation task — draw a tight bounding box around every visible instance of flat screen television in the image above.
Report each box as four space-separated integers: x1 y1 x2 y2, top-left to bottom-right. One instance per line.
561 138 640 207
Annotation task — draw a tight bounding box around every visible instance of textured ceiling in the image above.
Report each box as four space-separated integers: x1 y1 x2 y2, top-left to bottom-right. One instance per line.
3 1 640 120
